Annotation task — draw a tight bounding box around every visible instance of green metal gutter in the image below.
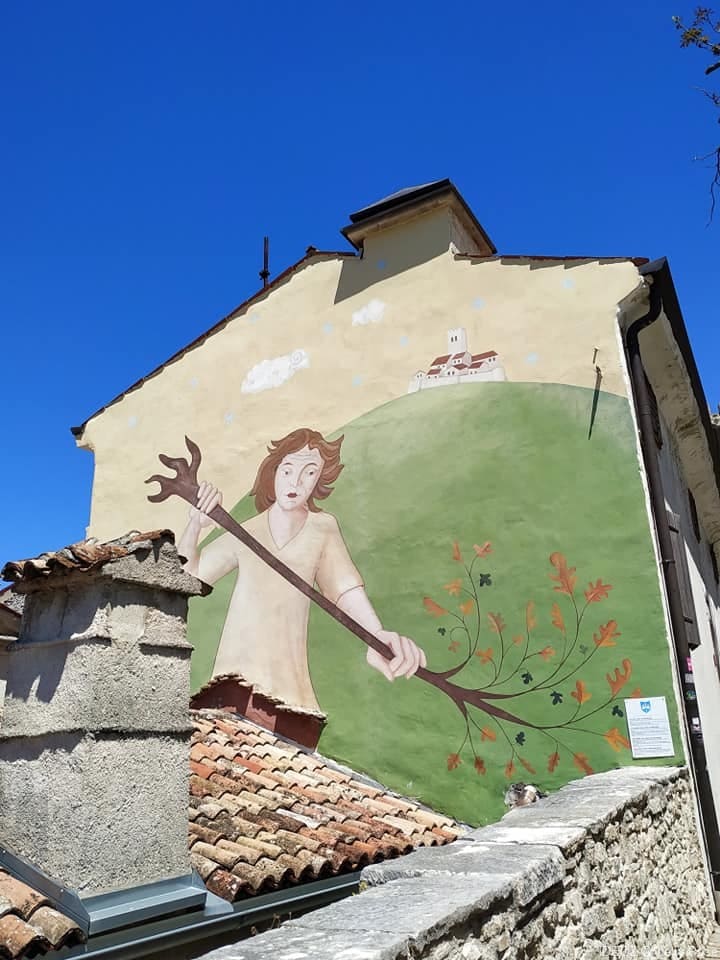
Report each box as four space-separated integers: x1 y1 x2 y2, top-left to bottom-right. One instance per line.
53 873 360 960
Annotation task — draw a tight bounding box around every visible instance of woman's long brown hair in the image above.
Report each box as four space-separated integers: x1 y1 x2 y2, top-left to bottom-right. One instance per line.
251 428 344 512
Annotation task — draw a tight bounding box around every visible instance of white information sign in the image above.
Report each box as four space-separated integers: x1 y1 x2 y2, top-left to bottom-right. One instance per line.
623 696 675 759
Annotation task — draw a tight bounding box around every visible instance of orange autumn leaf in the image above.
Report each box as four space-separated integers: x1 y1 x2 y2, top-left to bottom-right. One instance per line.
452 540 463 563
584 579 613 604
473 542 493 558
593 620 621 648
448 640 461 653
504 758 516 778
443 578 463 596
480 727 496 742
512 634 525 646
459 599 475 616
538 646 556 662
475 647 494 664
603 727 631 752
548 751 560 773
423 597 447 618
549 552 577 597
447 753 462 771
606 658 632 697
474 757 487 775
526 600 537 631
629 687 642 698
551 602 566 633
520 757 537 776
571 679 591 705
573 753 594 775
488 612 506 634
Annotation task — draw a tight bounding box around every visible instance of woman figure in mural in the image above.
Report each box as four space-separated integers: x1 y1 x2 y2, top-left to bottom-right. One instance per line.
177 428 426 712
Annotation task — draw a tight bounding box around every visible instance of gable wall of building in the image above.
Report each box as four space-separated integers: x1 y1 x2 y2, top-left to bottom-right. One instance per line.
74 207 683 828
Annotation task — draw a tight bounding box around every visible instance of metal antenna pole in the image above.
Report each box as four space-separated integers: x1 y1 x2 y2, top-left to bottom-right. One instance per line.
259 236 270 288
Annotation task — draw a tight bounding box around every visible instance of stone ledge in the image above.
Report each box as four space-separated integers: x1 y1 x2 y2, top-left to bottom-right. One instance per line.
463 765 686 851
362 839 564 908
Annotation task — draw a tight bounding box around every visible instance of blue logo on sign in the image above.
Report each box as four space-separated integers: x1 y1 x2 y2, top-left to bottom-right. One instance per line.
640 700 651 714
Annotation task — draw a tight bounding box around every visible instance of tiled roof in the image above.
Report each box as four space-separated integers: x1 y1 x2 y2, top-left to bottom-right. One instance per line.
1 530 172 583
347 181 449 223
0 871 84 959
189 711 463 902
471 350 497 362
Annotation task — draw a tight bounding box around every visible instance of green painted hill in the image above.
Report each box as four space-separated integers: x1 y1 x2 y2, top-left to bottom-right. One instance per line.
187 382 681 825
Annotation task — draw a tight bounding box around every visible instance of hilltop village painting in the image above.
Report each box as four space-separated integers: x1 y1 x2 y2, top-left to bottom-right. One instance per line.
408 327 506 392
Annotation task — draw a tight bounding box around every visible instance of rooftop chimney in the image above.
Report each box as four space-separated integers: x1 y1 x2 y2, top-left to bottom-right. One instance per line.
0 531 208 898
341 179 496 260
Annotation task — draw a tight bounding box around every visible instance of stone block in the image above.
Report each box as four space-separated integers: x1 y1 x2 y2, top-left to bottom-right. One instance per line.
292 875 506 945
0 638 191 737
362 840 564 907
158 923 405 960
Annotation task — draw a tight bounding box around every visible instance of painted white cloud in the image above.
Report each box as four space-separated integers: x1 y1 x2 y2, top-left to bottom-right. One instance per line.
241 349 310 394
351 298 386 327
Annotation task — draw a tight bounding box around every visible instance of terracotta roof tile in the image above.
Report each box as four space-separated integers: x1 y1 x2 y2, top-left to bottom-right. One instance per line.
1 531 174 584
188 709 463 901
0 915 44 959
29 907 81 948
190 852 221 882
0 877 46 922
0 871 84 959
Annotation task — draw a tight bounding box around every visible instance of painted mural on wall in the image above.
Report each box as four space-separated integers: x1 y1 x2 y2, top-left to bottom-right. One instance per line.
146 325 682 826
172 429 426 711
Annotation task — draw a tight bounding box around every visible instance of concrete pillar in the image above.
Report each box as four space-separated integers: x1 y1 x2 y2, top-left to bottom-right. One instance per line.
0 532 208 896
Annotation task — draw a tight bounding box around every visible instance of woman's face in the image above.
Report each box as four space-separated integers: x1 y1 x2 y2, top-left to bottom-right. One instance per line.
273 445 324 511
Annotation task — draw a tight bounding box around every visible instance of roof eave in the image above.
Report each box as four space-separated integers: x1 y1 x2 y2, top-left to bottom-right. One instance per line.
639 257 720 498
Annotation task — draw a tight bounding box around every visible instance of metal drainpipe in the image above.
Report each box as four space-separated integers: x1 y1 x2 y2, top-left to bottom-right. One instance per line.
625 281 720 900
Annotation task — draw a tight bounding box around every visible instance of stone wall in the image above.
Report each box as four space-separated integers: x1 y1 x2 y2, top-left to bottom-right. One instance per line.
196 766 716 960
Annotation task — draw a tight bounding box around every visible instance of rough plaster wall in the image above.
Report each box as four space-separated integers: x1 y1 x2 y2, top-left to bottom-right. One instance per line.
0 637 191 737
79 235 641 540
193 768 715 960
0 582 191 737
0 731 190 894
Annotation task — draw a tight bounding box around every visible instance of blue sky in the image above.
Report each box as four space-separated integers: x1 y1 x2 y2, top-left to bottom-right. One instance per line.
2 0 719 570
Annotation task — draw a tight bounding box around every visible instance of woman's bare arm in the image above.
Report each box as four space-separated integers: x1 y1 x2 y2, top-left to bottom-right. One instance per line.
336 586 427 681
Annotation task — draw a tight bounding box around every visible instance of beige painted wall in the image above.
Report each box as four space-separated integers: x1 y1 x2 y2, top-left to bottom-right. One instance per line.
78 208 642 540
